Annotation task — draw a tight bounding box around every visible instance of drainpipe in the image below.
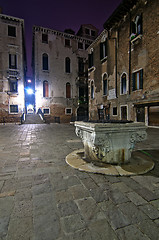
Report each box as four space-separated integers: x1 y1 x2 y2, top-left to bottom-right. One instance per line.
115 36 117 98
109 34 118 98
129 12 132 95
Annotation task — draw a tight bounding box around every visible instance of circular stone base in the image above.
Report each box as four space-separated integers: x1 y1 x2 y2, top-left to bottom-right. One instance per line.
66 149 154 176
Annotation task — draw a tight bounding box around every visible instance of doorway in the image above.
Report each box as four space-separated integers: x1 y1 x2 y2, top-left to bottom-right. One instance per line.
121 106 127 121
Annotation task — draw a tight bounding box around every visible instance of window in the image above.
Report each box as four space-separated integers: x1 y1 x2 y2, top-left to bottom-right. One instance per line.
10 105 18 113
91 30 95 37
132 69 143 91
78 58 84 73
78 42 83 49
8 25 16 37
88 52 93 68
85 28 90 35
85 44 89 49
65 57 71 73
65 108 72 115
42 53 48 70
121 73 127 95
66 82 71 98
9 54 17 69
131 15 142 36
91 81 94 99
43 80 49 97
9 79 18 92
100 40 107 60
42 34 48 43
43 108 50 114
121 106 127 121
113 107 117 116
65 39 71 47
103 74 107 96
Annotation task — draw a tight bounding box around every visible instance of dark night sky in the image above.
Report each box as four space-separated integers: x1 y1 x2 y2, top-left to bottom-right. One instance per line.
0 0 122 76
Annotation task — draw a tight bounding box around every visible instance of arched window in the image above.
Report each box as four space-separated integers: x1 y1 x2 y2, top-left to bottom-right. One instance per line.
66 82 71 98
65 57 70 73
42 53 48 70
103 74 108 96
121 73 127 95
43 80 49 97
91 81 94 99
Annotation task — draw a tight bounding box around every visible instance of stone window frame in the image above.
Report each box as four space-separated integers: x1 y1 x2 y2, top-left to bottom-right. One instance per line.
100 34 108 62
88 48 94 71
65 38 71 47
8 25 16 37
9 79 18 93
42 53 49 71
43 80 49 98
66 82 71 98
112 107 118 116
120 72 128 95
90 80 94 99
42 33 48 44
102 72 108 96
9 104 18 114
9 53 17 69
132 68 143 91
65 108 72 115
43 108 50 115
65 57 71 73
120 104 128 121
78 42 83 49
130 14 143 42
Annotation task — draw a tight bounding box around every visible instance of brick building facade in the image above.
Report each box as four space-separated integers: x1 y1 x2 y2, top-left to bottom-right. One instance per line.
32 25 98 123
0 13 26 123
88 0 159 126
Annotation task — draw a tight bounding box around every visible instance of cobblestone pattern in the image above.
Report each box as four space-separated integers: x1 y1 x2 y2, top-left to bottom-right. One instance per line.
0 124 159 240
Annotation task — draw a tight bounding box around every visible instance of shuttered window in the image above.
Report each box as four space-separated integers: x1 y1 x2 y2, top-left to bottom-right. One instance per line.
65 57 71 73
132 69 143 91
43 80 49 97
42 53 48 70
100 40 107 60
88 52 93 68
9 54 17 69
66 82 71 98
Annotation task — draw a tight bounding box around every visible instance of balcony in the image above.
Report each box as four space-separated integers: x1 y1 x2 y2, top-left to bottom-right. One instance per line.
7 69 20 78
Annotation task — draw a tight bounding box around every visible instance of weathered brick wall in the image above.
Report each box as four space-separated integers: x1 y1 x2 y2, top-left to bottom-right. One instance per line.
89 0 159 123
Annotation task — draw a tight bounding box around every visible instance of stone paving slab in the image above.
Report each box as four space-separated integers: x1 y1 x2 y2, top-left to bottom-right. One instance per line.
0 124 159 240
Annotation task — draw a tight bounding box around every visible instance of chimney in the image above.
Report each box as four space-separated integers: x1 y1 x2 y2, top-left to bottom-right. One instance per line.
0 7 3 14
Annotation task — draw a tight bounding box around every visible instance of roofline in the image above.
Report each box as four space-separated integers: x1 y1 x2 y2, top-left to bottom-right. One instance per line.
33 25 94 43
103 0 138 30
0 13 24 23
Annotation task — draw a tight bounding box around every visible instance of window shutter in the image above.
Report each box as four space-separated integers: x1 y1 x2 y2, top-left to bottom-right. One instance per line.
104 40 107 57
132 73 135 91
91 52 94 67
131 21 136 34
15 55 17 69
140 69 143 89
9 54 11 68
88 54 91 68
100 43 103 60
138 14 143 34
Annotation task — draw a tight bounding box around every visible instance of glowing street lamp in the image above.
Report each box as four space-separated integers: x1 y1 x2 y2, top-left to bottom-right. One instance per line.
27 88 34 95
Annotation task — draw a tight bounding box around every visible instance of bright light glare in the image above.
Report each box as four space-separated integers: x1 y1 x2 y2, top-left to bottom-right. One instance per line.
27 88 33 95
28 104 33 109
28 79 31 83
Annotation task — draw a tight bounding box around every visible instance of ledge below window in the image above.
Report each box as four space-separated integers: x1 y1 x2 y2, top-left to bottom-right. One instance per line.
130 34 142 43
7 91 18 95
88 66 95 72
101 56 107 64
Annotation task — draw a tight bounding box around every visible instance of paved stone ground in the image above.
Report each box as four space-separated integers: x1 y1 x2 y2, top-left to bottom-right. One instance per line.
0 123 159 240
